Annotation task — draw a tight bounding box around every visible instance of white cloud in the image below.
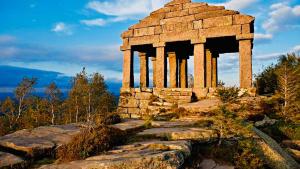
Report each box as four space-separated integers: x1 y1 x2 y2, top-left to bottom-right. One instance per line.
81 18 106 27
0 35 16 43
254 33 273 44
51 22 73 35
292 5 300 16
263 3 300 32
255 33 273 40
293 45 300 52
85 0 168 22
213 0 258 10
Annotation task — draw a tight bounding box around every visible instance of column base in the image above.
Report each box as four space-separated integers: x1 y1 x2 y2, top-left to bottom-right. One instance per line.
193 88 209 99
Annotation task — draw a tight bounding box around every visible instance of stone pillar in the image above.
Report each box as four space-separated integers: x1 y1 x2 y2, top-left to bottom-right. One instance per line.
151 57 156 87
193 43 205 89
179 56 188 88
168 52 177 88
139 52 149 88
212 53 218 88
239 40 252 88
155 43 167 88
122 49 134 89
205 49 212 88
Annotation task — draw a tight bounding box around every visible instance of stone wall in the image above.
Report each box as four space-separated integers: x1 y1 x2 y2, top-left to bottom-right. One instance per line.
118 88 193 117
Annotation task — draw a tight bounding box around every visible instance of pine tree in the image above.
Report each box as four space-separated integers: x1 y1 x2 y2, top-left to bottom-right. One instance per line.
276 53 300 121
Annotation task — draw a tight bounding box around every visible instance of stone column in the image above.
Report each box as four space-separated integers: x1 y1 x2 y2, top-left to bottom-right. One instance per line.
212 53 218 88
168 52 177 88
122 49 134 89
239 40 252 88
206 49 212 88
193 42 205 89
179 56 188 88
139 52 149 88
155 43 167 88
151 57 156 87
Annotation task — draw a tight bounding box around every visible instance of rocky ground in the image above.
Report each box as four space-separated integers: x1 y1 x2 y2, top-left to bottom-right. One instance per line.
0 98 299 169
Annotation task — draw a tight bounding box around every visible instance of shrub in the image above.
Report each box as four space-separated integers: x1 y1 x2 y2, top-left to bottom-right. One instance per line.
56 125 126 162
217 87 240 103
234 139 265 169
103 113 121 125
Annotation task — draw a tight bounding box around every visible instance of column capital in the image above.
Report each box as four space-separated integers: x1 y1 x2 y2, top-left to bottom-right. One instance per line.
138 52 147 57
236 33 254 40
167 51 176 55
191 37 206 44
120 45 131 51
151 57 156 61
153 42 166 47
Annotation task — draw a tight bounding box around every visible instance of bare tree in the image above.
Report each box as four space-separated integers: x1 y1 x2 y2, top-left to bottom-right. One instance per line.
45 82 62 125
15 77 37 120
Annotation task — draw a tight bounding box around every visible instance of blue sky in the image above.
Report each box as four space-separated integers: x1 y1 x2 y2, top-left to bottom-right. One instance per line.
0 0 300 87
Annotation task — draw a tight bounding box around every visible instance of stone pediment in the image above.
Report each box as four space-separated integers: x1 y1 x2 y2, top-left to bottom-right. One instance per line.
121 0 254 48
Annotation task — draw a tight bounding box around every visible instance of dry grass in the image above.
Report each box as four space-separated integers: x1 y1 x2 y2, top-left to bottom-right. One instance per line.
56 125 126 162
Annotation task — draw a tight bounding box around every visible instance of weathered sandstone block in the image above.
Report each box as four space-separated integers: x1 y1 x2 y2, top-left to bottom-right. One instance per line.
189 6 224 15
165 9 189 18
195 10 237 20
129 35 159 45
134 27 155 37
233 14 254 25
203 15 233 28
193 20 203 29
199 25 241 38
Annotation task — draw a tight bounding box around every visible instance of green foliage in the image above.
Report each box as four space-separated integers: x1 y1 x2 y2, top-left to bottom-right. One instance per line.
255 65 278 95
260 121 300 142
0 69 117 136
234 139 265 169
56 125 126 162
217 87 240 103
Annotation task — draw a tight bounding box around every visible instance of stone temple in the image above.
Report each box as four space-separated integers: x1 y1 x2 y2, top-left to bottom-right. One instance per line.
118 0 255 116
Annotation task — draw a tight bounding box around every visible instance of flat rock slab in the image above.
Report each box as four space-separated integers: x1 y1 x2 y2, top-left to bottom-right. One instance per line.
0 152 27 169
40 140 192 169
111 119 145 132
0 124 83 158
199 159 234 169
138 127 218 142
180 99 221 113
151 121 198 128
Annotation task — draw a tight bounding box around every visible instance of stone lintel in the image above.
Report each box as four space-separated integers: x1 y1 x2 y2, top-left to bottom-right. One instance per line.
191 37 206 44
153 42 166 47
236 33 254 40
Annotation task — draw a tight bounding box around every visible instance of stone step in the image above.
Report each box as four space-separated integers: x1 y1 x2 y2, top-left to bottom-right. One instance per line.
137 127 218 142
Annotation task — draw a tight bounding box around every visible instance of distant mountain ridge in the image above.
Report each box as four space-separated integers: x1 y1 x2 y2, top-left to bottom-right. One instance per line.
0 65 121 100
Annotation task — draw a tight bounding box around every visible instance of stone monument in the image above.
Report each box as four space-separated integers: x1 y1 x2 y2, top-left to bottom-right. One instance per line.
118 0 255 116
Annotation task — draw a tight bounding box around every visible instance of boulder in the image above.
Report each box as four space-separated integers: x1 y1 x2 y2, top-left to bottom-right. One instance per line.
0 124 83 158
255 116 277 127
0 152 27 169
